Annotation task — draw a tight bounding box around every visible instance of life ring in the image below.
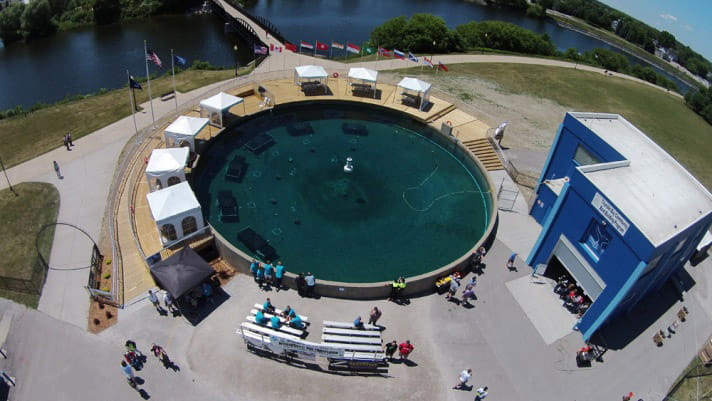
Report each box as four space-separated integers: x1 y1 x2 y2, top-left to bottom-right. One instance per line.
446 121 453 127
333 72 339 78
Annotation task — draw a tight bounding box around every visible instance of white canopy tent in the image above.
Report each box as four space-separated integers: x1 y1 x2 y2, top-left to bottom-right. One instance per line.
347 67 378 98
163 116 209 152
199 92 245 128
294 65 328 94
396 77 432 111
145 147 190 192
146 181 205 246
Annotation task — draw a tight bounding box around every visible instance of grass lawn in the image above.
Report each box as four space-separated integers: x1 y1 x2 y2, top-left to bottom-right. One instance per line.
447 63 712 190
0 182 60 308
0 68 240 168
667 355 712 401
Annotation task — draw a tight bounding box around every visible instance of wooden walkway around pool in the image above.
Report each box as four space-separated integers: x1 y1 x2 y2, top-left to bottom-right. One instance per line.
117 77 501 302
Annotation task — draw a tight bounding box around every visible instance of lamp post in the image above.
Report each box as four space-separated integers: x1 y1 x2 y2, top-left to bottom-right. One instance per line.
0 154 17 196
233 45 239 77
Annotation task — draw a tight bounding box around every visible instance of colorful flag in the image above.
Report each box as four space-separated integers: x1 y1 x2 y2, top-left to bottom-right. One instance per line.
364 46 375 54
316 41 329 51
286 43 298 52
129 76 142 90
408 52 418 63
146 48 162 68
300 41 313 50
423 56 434 68
378 47 392 57
274 45 282 52
393 49 405 59
331 41 344 50
270 43 274 51
438 61 449 72
346 43 360 54
173 54 187 67
254 45 268 55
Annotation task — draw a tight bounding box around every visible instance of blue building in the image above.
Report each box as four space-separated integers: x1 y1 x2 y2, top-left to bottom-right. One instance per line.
527 112 712 341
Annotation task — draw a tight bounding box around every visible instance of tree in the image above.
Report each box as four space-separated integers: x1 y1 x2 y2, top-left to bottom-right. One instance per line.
370 16 407 50
93 0 120 25
657 30 676 49
21 0 56 39
0 2 24 43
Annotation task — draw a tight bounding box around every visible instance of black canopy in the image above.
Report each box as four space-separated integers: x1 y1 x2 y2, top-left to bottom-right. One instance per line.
150 247 215 299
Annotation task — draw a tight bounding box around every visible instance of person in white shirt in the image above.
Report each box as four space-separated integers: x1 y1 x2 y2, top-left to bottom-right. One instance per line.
453 368 472 389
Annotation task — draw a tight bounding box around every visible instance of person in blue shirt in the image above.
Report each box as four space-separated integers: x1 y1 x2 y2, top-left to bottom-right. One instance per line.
263 298 275 314
274 261 285 290
354 316 364 329
281 305 295 319
255 310 267 324
249 259 260 282
263 261 274 286
270 315 280 329
289 314 305 329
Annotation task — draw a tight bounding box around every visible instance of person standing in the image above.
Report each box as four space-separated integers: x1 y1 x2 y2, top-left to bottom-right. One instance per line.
461 285 476 306
256 264 265 288
66 132 74 147
150 344 172 369
446 274 460 300
148 290 163 313
507 253 517 271
53 161 62 179
63 134 70 151
295 273 306 297
274 261 285 290
305 272 316 297
263 261 274 286
453 368 472 389
249 259 260 282
384 340 398 361
398 340 414 361
368 306 382 326
474 386 489 400
163 291 176 313
121 360 136 387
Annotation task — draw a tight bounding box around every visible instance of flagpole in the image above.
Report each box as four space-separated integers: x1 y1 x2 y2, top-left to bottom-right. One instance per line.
171 49 178 113
126 70 139 145
313 40 316 57
143 40 156 128
329 39 332 59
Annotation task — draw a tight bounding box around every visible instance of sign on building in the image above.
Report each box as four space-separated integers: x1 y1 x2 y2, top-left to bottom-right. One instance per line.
592 193 629 236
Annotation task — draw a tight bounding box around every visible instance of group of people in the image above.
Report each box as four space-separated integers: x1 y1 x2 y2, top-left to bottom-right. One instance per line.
445 273 478 306
452 368 489 399
353 306 383 328
249 259 286 290
255 298 306 330
63 132 74 151
553 275 591 316
383 340 414 361
387 277 407 302
147 289 177 315
121 340 176 389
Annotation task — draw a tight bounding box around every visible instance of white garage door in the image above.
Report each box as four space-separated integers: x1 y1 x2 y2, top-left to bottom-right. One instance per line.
552 236 606 301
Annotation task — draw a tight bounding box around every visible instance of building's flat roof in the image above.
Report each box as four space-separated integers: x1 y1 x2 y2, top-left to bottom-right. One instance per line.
571 112 712 246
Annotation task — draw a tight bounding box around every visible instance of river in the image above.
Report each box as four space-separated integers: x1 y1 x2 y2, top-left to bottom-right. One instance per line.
0 0 691 110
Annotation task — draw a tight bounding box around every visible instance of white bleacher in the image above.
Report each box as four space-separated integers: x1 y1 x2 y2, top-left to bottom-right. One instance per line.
322 334 382 345
323 320 379 330
239 322 301 341
254 303 309 322
322 327 382 337
245 316 304 337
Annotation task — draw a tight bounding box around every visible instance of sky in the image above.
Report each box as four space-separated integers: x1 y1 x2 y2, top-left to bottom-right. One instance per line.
599 0 712 61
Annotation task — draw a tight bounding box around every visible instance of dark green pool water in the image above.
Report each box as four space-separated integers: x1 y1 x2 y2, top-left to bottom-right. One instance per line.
192 101 492 283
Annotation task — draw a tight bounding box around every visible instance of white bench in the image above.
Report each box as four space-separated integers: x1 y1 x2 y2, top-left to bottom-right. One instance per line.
240 322 301 341
322 327 381 337
322 334 382 345
323 320 379 330
327 343 384 353
245 316 304 337
342 351 386 361
254 304 309 322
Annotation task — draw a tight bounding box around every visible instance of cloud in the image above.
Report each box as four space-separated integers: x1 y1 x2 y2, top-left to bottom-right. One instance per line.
659 13 678 22
682 24 693 32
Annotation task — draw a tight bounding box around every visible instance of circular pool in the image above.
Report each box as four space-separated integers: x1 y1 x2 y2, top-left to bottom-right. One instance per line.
192 101 494 284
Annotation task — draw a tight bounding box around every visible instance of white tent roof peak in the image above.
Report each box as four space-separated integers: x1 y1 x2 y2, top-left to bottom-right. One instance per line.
295 65 328 79
146 147 189 175
165 116 209 137
146 181 201 222
200 92 243 112
348 67 378 82
397 77 431 92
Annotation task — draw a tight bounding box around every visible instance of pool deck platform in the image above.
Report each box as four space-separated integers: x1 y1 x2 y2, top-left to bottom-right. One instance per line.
118 77 500 302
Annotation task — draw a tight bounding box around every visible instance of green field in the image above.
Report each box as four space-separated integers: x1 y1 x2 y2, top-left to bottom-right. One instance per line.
0 182 60 308
446 63 712 190
0 68 240 168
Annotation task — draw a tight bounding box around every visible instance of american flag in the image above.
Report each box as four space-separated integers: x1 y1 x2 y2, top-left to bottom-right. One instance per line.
146 48 162 68
254 45 268 55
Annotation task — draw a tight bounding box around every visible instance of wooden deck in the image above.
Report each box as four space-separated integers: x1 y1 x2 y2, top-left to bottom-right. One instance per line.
118 78 498 302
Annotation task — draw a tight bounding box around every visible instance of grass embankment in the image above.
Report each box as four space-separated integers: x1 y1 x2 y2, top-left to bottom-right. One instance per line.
0 182 60 308
546 11 694 86
0 68 240 168
446 63 712 189
667 355 712 401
